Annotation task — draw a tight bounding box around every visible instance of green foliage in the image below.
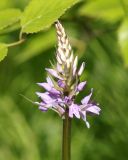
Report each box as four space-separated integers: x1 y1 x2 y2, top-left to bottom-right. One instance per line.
78 0 128 66
21 0 80 33
0 0 80 62
15 28 56 63
118 18 128 66
0 0 128 160
0 43 8 61
79 0 127 22
0 0 15 10
0 97 41 160
0 8 21 31
0 22 21 35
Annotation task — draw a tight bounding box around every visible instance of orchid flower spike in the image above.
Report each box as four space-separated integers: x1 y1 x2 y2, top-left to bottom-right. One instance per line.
35 20 101 128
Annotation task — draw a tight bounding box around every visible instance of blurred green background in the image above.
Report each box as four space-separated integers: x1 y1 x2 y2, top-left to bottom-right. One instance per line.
0 0 128 160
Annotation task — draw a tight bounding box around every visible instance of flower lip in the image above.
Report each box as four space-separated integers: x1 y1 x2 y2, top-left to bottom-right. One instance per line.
64 96 72 106
69 103 80 119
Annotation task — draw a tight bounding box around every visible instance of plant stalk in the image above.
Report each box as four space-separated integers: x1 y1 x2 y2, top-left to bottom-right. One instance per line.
62 109 71 160
7 39 25 48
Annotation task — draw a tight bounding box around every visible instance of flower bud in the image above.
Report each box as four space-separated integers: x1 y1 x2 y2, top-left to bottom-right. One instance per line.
78 62 85 76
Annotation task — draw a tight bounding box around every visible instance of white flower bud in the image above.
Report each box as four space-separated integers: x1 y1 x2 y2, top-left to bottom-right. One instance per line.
78 62 85 76
72 56 78 76
57 63 63 72
56 54 62 64
65 49 70 58
73 67 77 76
58 48 66 61
66 59 70 68
73 56 78 69
69 52 74 63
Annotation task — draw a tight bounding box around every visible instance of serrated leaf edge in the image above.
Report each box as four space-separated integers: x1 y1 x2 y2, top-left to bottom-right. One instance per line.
21 0 80 34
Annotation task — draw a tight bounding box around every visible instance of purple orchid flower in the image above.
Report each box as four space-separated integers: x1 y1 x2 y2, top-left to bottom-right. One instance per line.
35 21 101 128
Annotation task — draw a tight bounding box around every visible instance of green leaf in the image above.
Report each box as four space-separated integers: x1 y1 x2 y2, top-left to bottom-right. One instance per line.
21 0 80 33
118 18 128 66
0 8 22 30
0 43 8 62
0 21 21 35
79 0 128 23
0 0 14 10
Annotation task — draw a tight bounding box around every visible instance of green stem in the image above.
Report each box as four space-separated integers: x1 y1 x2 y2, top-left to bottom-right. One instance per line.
62 109 71 160
6 39 25 48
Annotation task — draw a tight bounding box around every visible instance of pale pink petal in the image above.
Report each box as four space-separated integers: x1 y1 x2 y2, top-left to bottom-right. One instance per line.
80 110 90 128
50 88 60 95
39 106 48 112
69 104 80 119
77 81 86 91
86 105 101 115
37 82 51 91
81 89 93 105
36 92 54 103
46 68 62 79
46 76 54 87
58 80 66 88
